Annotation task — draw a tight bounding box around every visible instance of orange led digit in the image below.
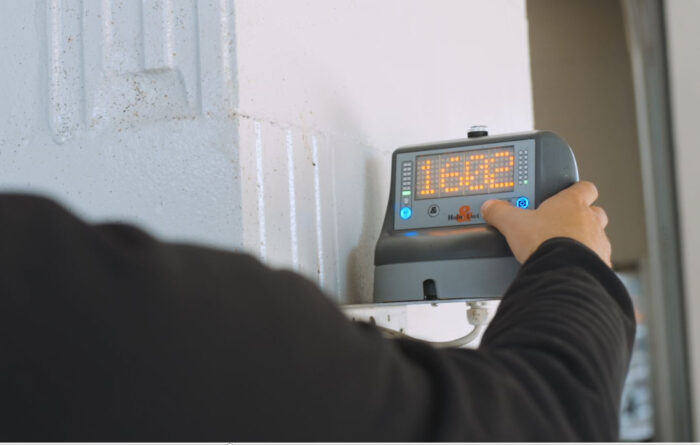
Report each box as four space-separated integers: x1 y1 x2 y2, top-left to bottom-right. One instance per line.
438 154 465 197
416 157 439 197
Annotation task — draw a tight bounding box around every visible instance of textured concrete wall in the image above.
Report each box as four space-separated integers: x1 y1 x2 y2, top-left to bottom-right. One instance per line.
0 0 533 305
1 0 242 248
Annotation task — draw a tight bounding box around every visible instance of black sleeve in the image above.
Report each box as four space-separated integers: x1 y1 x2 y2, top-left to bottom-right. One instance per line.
0 194 635 441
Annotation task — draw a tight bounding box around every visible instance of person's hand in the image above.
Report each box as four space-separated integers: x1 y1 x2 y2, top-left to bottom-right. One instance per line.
481 181 612 267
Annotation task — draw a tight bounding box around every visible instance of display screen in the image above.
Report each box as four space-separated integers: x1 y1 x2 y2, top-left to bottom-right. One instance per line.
415 146 516 199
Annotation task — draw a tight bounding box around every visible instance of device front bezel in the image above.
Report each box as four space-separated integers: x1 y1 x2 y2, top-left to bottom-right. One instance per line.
392 139 536 231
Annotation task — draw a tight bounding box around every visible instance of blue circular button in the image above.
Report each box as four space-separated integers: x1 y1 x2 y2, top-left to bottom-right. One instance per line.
400 207 412 220
516 197 530 209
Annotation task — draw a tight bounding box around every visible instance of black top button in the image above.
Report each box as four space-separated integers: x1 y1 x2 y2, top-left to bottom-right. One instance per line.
468 125 488 138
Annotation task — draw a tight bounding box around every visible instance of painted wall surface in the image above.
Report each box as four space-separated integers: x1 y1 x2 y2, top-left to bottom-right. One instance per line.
664 0 700 434
225 0 534 303
0 1 533 310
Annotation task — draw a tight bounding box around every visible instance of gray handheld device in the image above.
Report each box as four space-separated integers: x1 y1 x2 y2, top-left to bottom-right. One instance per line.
373 130 579 304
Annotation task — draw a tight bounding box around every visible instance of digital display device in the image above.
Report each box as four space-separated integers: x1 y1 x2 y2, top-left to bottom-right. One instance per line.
373 131 579 304
415 146 515 199
394 140 533 230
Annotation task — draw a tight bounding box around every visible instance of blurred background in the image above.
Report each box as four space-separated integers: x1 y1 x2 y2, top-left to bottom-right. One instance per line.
0 0 698 440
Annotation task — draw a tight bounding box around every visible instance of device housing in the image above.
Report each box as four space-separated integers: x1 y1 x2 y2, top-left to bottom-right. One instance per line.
373 130 579 303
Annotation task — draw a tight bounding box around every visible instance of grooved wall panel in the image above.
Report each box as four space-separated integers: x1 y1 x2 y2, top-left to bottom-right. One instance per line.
237 117 347 299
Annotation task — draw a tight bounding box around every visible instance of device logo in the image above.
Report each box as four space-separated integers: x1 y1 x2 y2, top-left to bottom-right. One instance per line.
447 205 473 222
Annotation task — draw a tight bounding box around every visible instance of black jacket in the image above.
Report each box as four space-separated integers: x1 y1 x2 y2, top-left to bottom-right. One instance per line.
0 194 635 441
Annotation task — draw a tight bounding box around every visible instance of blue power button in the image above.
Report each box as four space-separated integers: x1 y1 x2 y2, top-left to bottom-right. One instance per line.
400 207 412 220
516 197 530 209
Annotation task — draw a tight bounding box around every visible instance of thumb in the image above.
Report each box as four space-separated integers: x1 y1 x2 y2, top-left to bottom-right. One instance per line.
481 199 525 234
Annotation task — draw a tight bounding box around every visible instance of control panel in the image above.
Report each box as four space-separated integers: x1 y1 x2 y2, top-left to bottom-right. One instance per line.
394 139 535 230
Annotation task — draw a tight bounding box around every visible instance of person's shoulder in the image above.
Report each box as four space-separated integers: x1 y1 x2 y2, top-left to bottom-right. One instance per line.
0 192 75 218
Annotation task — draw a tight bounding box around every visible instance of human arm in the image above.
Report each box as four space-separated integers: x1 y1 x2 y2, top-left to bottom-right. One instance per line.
0 191 634 441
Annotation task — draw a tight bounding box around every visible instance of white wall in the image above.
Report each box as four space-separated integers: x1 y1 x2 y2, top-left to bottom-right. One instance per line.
0 1 533 307
0 0 243 248
665 0 700 434
219 0 534 303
